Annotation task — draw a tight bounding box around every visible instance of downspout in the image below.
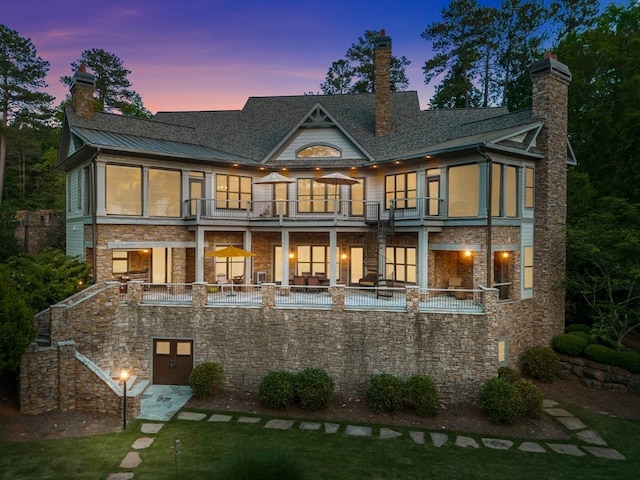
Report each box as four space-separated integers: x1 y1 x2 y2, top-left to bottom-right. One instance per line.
91 148 101 283
477 144 492 288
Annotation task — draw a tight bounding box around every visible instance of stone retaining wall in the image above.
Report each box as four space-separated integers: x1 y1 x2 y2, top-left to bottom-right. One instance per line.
20 282 554 413
558 353 640 393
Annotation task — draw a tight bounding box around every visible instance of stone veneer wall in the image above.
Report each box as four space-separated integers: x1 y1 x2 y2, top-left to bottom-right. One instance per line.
20 282 536 415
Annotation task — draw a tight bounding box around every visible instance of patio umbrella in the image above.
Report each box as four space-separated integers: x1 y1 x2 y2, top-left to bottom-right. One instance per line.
206 246 256 295
252 172 296 184
314 172 359 186
314 172 359 201
206 245 256 258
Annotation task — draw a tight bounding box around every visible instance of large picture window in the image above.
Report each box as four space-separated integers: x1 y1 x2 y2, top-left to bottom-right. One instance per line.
384 246 417 284
297 179 337 213
216 174 251 209
296 245 339 278
106 165 142 215
448 164 479 217
149 168 181 217
385 172 417 209
492 164 518 217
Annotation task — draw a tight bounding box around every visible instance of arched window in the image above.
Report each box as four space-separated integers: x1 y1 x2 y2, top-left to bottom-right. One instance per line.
296 145 341 158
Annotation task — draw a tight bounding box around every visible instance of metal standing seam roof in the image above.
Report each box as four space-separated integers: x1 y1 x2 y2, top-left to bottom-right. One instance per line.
70 126 253 163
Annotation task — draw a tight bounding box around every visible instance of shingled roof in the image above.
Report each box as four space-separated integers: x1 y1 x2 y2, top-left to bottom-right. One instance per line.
63 91 538 166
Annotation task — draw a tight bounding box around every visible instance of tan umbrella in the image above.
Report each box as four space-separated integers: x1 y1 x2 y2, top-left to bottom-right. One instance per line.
253 172 296 184
314 172 359 186
314 172 359 200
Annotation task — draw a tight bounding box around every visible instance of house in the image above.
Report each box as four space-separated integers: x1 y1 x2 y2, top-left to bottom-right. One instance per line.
19 32 572 416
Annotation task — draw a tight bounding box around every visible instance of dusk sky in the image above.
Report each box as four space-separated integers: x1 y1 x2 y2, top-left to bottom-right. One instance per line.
4 0 614 113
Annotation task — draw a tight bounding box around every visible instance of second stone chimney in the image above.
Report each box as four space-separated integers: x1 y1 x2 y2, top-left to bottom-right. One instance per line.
374 29 392 136
528 52 572 344
70 64 96 120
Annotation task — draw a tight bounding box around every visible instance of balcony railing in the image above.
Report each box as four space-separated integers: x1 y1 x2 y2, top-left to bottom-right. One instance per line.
183 197 444 224
121 282 486 314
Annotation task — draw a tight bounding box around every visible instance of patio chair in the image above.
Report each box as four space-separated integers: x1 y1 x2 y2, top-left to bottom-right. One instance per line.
292 276 306 292
306 276 320 289
448 277 466 299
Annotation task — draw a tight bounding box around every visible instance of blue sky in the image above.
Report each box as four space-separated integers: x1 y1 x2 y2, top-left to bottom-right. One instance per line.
3 0 615 112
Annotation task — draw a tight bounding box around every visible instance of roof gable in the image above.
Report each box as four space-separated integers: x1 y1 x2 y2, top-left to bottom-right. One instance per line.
261 103 374 165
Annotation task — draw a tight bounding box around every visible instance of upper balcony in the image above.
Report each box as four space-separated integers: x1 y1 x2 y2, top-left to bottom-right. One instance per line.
183 197 446 227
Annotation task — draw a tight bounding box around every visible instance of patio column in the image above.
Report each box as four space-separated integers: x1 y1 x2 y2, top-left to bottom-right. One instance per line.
282 230 290 286
418 229 428 288
195 226 205 282
244 231 252 283
329 230 337 284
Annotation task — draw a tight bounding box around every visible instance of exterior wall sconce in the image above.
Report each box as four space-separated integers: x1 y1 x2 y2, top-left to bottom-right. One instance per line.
502 252 510 258
341 253 348 261
464 250 472 258
289 252 295 259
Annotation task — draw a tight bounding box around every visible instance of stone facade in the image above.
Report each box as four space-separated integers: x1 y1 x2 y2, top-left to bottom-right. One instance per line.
530 54 572 346
20 281 530 413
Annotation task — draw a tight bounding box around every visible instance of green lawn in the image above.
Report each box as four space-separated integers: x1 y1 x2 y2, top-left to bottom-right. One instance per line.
2 404 639 480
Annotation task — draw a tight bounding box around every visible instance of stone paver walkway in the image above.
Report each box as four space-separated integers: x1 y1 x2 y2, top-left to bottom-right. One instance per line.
107 397 626 478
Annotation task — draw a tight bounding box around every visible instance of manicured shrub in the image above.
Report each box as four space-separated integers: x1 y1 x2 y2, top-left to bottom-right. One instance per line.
552 333 589 356
522 346 560 382
478 377 524 424
584 344 618 366
497 366 520 384
566 323 591 334
366 373 405 414
514 379 544 419
218 447 305 480
567 330 595 345
404 375 440 417
189 362 225 398
615 350 640 374
294 368 334 410
258 371 296 410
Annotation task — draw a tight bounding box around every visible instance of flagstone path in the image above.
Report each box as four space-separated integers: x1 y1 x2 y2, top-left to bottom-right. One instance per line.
106 398 625 479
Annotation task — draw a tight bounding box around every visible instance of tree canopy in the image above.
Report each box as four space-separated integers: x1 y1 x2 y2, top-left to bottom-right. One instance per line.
60 48 151 118
320 30 411 95
0 24 54 206
0 264 36 375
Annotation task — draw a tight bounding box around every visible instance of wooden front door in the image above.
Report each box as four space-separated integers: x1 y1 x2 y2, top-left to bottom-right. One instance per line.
153 339 193 385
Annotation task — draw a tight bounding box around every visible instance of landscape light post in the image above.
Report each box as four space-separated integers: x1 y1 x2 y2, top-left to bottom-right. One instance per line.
120 368 129 430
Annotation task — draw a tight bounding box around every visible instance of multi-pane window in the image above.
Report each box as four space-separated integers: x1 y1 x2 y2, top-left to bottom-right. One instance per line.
385 172 417 209
523 246 534 288
384 246 417 284
149 168 181 217
216 174 251 209
525 167 534 208
491 164 518 217
106 165 142 215
297 179 337 213
448 164 479 217
296 245 339 278
273 182 288 216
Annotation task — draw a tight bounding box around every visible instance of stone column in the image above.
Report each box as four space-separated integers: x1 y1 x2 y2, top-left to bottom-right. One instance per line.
192 282 207 307
58 340 77 411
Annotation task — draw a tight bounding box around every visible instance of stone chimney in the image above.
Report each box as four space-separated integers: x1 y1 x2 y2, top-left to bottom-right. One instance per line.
529 52 572 342
70 64 96 119
374 29 392 136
